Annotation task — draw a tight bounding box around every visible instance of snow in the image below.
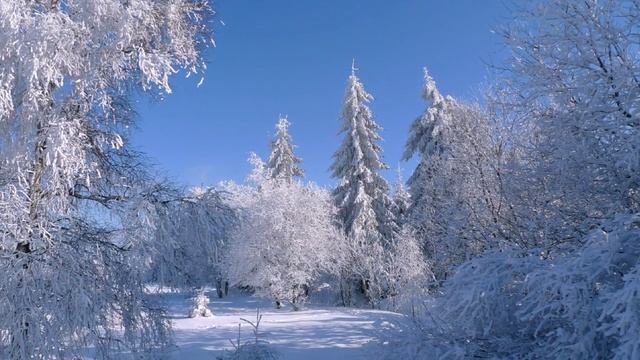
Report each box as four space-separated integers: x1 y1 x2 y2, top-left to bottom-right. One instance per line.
159 290 411 359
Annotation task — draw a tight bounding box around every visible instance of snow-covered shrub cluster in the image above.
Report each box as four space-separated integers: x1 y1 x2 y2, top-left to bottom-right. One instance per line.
390 214 640 359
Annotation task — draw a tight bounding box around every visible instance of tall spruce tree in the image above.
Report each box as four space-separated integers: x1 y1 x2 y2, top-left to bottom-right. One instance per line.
267 116 304 182
403 68 503 280
330 63 396 244
402 68 453 221
392 167 411 226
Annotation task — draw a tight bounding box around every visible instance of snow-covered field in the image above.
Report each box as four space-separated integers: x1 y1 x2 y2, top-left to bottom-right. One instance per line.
161 290 411 359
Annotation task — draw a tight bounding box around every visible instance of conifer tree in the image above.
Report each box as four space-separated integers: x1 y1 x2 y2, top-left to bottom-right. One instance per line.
330 63 398 305
330 63 396 242
402 68 453 215
402 68 502 280
267 116 304 182
392 167 411 226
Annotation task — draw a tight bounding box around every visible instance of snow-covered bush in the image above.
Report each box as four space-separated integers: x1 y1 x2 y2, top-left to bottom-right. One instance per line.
337 224 430 310
393 214 640 359
381 226 433 312
190 289 214 318
225 155 342 310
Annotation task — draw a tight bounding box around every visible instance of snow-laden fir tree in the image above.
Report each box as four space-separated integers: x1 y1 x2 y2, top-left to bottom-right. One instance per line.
402 68 453 220
331 64 396 240
401 68 452 258
330 63 397 305
402 68 503 281
267 116 304 182
392 167 411 226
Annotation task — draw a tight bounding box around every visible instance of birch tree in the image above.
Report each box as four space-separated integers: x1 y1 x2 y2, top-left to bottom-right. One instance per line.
0 1 213 358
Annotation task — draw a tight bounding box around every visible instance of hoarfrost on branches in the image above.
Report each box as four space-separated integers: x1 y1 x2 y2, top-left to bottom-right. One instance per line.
225 154 342 310
0 0 213 358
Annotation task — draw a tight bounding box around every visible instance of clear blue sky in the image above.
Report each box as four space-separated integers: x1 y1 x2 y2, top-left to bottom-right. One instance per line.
132 0 512 187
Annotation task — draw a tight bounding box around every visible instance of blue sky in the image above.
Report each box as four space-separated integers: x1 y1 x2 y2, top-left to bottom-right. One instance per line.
132 0 512 187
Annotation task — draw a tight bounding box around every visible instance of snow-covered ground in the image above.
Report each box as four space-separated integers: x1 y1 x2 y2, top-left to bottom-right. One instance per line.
159 290 411 359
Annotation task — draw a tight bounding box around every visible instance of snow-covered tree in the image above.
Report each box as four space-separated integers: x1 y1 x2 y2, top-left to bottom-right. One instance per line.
189 289 214 318
225 155 342 310
392 167 411 226
148 185 235 298
497 0 640 247
403 68 451 163
330 65 399 305
402 69 456 269
331 64 396 241
402 69 504 281
402 68 453 223
0 1 212 358
267 116 304 182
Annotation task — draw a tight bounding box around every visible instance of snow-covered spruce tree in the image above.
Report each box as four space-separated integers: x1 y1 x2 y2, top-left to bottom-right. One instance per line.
392 167 411 226
402 68 451 213
402 69 457 276
497 0 640 248
330 64 399 306
402 69 504 281
267 116 304 182
225 154 342 310
0 1 212 358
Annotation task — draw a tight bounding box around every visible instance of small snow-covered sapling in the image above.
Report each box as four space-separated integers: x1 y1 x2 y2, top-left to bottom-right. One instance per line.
189 288 213 318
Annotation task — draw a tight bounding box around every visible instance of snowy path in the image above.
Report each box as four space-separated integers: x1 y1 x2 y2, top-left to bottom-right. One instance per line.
161 290 411 359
